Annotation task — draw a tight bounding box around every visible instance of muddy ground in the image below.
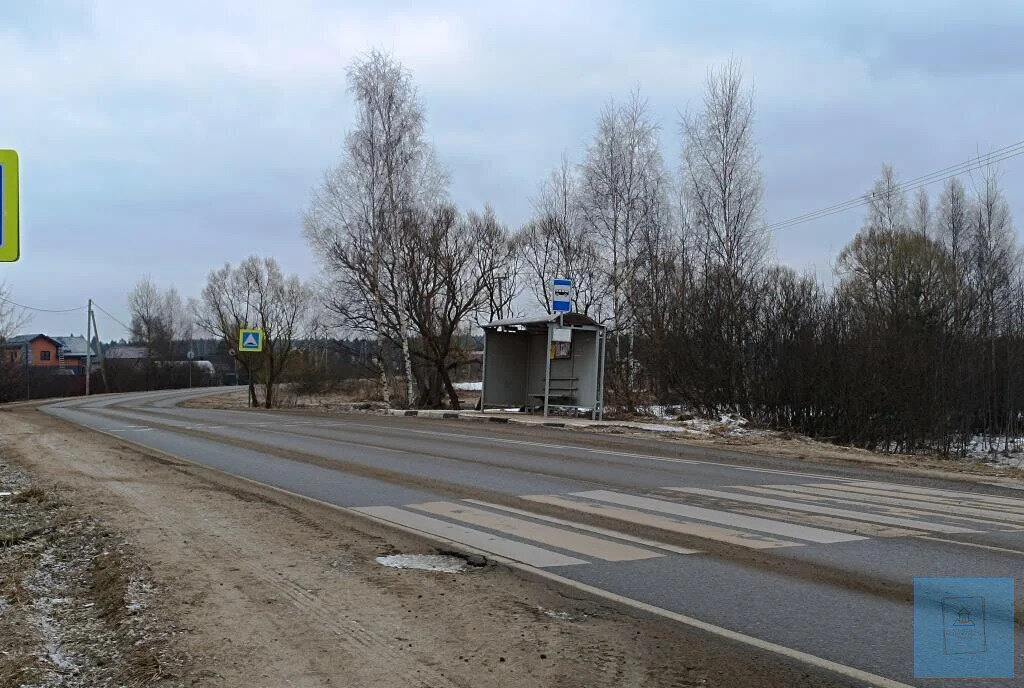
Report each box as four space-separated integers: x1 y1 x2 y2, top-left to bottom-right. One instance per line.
0 406 848 687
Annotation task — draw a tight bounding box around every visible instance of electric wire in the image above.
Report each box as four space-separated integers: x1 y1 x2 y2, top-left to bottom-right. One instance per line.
0 293 87 313
92 302 132 333
763 140 1024 234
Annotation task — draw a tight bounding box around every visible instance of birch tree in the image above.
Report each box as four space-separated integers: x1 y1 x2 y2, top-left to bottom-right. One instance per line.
682 60 767 280
580 92 664 334
863 165 909 235
968 170 1020 441
912 187 931 236
680 59 767 406
520 156 605 318
305 50 446 407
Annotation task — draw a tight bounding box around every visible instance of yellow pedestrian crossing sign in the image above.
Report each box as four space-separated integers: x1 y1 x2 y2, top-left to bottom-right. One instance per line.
238 328 264 352
0 150 20 262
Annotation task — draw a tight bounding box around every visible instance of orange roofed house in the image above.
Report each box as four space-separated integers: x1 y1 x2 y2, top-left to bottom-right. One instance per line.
4 334 97 374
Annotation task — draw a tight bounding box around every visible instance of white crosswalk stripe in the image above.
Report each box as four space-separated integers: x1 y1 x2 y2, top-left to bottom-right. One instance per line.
733 485 1012 530
569 490 866 544
462 499 700 555
754 484 1024 526
847 481 1024 509
522 494 803 549
408 501 662 561
354 505 588 567
355 481 1024 569
667 487 979 534
809 482 1024 514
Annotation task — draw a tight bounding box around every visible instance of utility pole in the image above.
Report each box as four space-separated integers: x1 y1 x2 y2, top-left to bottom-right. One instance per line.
90 305 107 393
85 298 92 396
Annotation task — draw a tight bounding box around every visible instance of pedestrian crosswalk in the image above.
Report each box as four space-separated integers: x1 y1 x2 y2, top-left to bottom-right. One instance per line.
355 479 1024 569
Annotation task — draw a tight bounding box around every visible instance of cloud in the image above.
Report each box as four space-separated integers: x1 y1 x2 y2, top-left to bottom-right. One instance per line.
1 1 1022 337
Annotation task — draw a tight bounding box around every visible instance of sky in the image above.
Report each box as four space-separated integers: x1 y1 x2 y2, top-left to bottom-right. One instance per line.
2 0 1023 339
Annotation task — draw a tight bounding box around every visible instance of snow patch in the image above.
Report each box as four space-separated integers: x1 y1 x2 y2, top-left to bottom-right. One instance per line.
537 606 585 621
453 381 483 391
375 554 467 573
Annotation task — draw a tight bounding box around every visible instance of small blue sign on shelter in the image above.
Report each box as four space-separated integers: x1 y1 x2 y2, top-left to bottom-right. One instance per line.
551 278 572 313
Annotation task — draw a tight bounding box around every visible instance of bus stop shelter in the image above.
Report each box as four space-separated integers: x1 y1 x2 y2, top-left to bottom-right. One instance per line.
481 313 606 419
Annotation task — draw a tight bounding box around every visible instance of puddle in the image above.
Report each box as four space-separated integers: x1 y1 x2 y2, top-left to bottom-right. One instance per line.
375 554 467 573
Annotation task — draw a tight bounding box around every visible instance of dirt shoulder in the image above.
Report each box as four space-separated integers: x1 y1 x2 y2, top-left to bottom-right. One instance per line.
0 406 849 688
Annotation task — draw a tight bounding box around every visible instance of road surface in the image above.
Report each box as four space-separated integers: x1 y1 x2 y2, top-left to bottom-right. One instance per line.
43 389 1024 687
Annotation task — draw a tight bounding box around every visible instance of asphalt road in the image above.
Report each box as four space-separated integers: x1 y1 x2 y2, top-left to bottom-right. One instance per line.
43 389 1024 687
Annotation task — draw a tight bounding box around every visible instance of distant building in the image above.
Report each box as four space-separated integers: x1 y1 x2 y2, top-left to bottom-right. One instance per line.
4 333 98 374
53 336 98 371
104 345 149 361
5 334 63 368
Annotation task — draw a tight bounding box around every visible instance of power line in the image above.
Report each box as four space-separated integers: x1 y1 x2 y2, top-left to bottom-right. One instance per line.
763 140 1024 234
0 293 87 313
92 302 132 333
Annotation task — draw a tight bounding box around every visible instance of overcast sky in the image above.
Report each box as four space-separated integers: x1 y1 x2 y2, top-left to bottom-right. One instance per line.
3 0 1023 339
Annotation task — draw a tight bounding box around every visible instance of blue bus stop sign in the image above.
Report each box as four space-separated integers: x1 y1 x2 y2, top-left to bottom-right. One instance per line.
552 278 572 313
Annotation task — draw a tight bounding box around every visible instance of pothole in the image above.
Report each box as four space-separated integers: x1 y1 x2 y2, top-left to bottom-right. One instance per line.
374 554 468 573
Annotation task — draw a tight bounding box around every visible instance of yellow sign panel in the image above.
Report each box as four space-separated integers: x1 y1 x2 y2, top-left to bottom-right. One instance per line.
238 328 264 352
0 150 19 262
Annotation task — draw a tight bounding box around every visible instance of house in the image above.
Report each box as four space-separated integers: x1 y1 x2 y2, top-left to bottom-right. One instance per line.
53 336 98 371
4 334 63 368
3 333 98 374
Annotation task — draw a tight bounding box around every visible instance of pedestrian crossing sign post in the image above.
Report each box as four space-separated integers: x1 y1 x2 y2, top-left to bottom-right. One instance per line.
238 328 264 353
0 150 20 262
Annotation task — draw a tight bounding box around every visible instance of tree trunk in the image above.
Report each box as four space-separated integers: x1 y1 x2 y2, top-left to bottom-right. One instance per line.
375 354 392 407
441 363 461 410
400 327 415 408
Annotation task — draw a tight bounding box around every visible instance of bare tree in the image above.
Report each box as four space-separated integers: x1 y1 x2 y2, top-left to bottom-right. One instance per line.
912 187 931 236
128 277 190 360
937 178 971 275
0 282 28 344
680 60 767 406
196 257 312 408
581 91 665 333
520 155 605 318
400 204 503 408
305 49 446 407
681 59 767 280
863 165 909 235
470 204 521 324
0 283 29 401
967 169 1020 441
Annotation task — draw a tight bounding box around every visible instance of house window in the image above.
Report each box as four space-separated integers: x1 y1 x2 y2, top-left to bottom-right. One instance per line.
40 351 51 361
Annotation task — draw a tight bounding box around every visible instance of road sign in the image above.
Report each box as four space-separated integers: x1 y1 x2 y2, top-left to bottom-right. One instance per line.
238 328 264 352
0 150 19 262
186 350 195 360
552 278 572 313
